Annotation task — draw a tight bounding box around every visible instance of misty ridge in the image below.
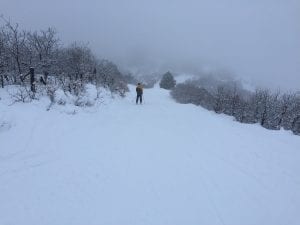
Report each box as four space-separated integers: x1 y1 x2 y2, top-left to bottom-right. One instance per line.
0 13 300 135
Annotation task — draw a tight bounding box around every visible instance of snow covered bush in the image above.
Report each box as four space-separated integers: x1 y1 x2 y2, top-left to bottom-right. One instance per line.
9 86 32 103
171 83 214 110
159 71 176 90
74 86 94 107
292 116 300 135
46 85 57 104
55 89 67 105
96 59 129 96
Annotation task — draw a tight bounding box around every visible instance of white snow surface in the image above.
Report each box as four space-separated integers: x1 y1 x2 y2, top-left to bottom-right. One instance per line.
1 85 300 225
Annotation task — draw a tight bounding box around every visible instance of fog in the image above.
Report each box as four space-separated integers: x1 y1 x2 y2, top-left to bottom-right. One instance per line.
1 0 300 90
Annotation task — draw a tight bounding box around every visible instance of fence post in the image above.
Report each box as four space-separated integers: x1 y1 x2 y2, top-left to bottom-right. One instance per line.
30 67 35 93
1 75 4 88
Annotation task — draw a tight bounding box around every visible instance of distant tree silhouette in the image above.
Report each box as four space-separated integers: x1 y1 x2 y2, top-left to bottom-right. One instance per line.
159 71 176 90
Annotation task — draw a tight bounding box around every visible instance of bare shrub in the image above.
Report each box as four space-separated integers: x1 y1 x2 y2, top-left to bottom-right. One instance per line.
9 86 32 103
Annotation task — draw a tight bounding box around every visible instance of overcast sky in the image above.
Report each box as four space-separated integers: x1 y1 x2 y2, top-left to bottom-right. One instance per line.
1 0 300 90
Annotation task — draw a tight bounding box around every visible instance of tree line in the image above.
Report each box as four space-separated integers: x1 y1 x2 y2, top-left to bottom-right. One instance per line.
171 78 300 135
0 17 128 102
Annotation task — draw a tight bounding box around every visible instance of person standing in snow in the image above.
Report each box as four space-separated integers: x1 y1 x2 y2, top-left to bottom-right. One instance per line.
136 83 143 104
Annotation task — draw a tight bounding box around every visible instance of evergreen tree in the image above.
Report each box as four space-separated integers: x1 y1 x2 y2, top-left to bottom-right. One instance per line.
159 71 176 90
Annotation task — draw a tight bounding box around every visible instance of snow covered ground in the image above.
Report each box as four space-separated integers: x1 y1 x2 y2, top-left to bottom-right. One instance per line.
1 85 300 225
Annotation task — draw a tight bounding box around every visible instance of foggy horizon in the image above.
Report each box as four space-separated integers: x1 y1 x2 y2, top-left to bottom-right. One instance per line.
1 0 300 91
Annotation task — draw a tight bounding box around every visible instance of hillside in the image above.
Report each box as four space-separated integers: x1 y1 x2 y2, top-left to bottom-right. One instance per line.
1 85 300 225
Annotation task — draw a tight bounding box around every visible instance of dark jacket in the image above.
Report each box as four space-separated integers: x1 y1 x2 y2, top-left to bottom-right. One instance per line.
136 85 143 95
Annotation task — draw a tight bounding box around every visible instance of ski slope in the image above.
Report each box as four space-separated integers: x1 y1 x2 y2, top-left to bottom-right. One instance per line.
1 85 300 225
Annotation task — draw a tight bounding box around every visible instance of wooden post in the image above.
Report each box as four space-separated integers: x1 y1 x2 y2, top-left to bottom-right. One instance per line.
30 67 36 93
0 75 4 88
44 71 49 83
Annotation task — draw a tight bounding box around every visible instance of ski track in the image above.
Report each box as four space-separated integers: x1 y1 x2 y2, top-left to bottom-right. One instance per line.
0 85 300 225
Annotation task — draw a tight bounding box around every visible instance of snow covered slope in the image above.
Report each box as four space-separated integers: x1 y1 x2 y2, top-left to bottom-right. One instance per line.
1 85 300 225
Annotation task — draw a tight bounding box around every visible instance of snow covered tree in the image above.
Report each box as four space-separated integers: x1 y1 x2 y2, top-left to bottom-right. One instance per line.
159 71 176 90
27 27 59 82
170 78 300 135
0 27 8 88
233 97 251 123
292 116 300 135
96 59 128 96
213 86 228 113
1 18 28 82
0 16 131 103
